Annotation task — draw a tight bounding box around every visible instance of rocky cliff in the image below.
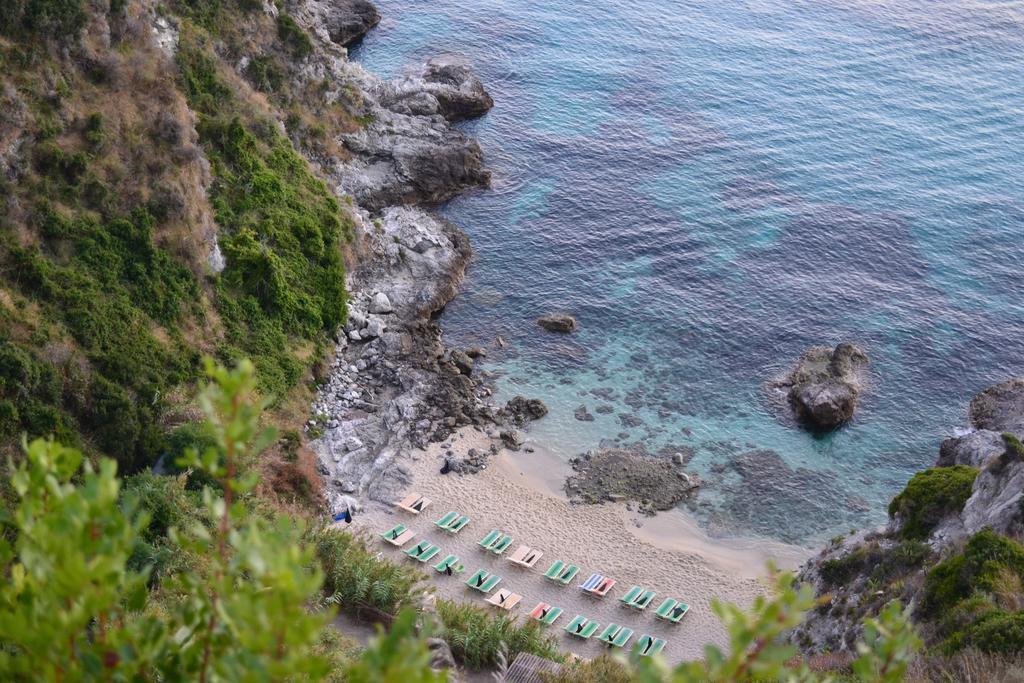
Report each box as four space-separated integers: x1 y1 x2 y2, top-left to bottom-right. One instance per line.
0 0 504 510
791 377 1024 656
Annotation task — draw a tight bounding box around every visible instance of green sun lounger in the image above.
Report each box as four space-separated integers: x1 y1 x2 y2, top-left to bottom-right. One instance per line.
478 530 501 549
416 545 439 563
634 635 666 657
620 586 642 605
655 598 677 619
655 598 689 623
434 512 458 528
382 524 406 540
490 534 513 555
555 564 578 584
631 590 656 610
466 569 501 593
404 542 439 562
543 560 565 579
611 627 633 648
540 607 562 625
446 515 470 533
563 615 599 639
434 555 463 574
597 623 620 643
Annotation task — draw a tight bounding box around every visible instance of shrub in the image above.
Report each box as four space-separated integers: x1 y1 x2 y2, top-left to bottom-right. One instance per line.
546 654 631 683
922 529 1024 615
313 528 426 618
0 0 86 39
435 599 562 670
0 360 330 680
246 55 285 92
888 466 978 539
278 14 313 57
959 610 1024 654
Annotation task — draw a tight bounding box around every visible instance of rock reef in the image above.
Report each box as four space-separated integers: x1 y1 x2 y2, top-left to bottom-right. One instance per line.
565 445 699 515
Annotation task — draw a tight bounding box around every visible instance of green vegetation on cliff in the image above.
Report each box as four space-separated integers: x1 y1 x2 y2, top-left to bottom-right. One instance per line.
0 0 351 476
888 465 978 540
922 529 1024 653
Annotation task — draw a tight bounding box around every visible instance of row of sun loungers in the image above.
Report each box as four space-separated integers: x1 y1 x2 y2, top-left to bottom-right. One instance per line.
386 493 687 658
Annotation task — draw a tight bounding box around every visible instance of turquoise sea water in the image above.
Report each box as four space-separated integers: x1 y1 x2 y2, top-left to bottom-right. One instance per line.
352 0 1024 544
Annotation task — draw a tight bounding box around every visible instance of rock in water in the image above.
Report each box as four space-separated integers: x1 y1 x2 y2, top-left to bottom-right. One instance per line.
537 313 577 333
969 378 1024 433
574 405 595 422
502 395 548 425
771 343 869 429
419 59 494 121
792 379 859 427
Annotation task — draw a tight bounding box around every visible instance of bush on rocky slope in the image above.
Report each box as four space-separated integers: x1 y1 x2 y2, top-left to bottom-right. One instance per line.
888 465 978 540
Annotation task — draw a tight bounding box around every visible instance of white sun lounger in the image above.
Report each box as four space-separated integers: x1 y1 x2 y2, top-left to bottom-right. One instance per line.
485 588 522 611
395 493 431 514
507 544 544 568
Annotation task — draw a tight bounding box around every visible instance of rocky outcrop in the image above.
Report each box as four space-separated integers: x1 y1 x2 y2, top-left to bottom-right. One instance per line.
791 378 1024 655
290 0 380 47
969 377 1024 433
310 208 497 507
937 429 1006 468
770 343 869 429
537 313 577 333
565 445 699 515
378 58 494 122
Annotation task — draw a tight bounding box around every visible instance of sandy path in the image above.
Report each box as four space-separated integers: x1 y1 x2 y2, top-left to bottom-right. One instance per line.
352 427 812 663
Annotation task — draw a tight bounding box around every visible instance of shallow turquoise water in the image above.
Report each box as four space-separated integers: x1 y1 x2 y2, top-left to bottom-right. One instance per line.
352 0 1024 544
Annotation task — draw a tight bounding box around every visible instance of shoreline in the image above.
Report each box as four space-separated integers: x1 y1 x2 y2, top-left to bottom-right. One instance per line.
355 426 812 662
307 3 813 664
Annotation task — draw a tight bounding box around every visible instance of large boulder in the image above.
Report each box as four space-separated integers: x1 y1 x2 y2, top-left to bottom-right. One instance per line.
969 378 1024 433
309 0 380 47
379 58 494 122
770 343 869 429
938 429 1006 468
502 395 548 425
537 313 577 333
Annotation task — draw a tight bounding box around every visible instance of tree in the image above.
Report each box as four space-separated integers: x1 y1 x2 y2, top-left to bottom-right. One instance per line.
0 359 330 681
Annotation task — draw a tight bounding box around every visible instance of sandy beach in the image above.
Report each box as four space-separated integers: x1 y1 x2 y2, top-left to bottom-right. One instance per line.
352 427 812 663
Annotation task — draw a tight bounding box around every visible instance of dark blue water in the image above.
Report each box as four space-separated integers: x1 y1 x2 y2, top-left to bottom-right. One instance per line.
352 0 1024 544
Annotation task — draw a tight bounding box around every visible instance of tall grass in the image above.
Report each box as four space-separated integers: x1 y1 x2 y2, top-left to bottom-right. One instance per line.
435 599 562 670
312 529 427 620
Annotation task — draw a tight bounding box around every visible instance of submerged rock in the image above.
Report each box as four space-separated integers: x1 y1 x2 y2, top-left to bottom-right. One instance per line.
565 445 699 515
537 313 577 333
574 405 595 422
770 343 869 429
